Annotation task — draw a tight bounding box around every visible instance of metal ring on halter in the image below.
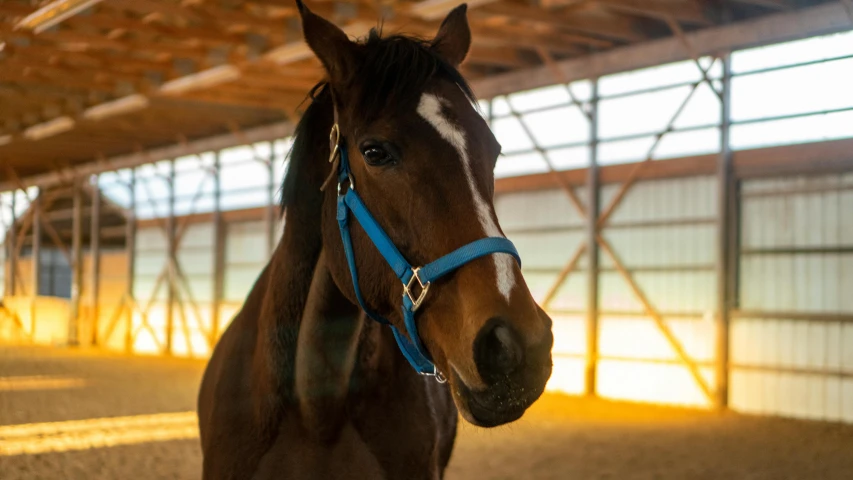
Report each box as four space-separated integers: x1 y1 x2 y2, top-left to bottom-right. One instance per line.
419 367 447 383
337 174 355 196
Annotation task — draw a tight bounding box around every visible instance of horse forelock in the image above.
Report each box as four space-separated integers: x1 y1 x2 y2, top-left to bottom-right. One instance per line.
280 28 477 214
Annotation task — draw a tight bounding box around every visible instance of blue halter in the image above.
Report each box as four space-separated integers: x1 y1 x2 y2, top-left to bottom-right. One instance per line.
329 124 521 381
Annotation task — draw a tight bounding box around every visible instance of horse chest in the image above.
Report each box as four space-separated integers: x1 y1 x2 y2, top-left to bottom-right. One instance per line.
253 389 453 480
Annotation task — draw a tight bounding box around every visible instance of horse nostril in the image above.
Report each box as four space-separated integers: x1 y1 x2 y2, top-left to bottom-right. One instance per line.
474 318 523 383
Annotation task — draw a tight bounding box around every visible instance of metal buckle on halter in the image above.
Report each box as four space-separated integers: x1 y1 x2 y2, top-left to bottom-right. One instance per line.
328 123 340 164
403 267 431 312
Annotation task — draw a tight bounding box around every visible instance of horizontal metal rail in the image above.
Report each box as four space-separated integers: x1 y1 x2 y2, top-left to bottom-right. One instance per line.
732 53 853 78
740 246 853 255
731 363 853 379
731 310 853 323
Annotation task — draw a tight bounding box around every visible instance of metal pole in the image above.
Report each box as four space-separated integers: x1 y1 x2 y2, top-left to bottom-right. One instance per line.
90 177 101 345
125 170 137 352
715 53 734 409
266 141 276 257
31 195 41 296
585 79 600 397
69 180 82 346
9 193 16 296
31 194 41 335
211 151 224 346
166 161 176 355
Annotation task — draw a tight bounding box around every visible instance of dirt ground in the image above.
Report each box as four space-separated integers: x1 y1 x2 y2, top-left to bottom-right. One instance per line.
2 344 852 480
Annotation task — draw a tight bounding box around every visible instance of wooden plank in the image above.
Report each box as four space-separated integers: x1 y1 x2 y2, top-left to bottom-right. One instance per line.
467 45 536 69
596 0 711 25
493 153 717 193
211 151 224 346
734 138 853 178
729 0 792 10
585 79 599 397
125 170 136 351
68 182 82 346
715 53 734 409
480 2 642 41
0 122 295 192
473 3 852 98
89 181 102 346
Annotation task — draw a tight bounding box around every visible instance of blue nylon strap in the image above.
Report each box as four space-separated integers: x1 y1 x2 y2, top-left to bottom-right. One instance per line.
343 192 411 281
336 194 391 326
420 237 521 284
334 140 523 376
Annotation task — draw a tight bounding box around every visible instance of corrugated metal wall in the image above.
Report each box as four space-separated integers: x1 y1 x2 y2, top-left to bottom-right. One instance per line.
733 172 853 422
117 169 853 424
497 176 718 408
128 217 277 358
598 176 718 407
133 226 170 354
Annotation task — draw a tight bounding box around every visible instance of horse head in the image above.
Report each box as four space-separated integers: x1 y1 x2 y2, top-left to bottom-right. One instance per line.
297 1 553 428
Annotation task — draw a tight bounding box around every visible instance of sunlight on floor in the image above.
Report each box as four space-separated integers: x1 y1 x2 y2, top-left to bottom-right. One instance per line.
0 375 89 392
0 412 198 456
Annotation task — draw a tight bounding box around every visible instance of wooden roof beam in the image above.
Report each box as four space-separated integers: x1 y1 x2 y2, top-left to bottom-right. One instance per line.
63 11 254 46
728 0 793 10
471 23 597 53
478 2 642 42
595 0 712 25
467 45 538 69
473 2 852 98
0 121 296 192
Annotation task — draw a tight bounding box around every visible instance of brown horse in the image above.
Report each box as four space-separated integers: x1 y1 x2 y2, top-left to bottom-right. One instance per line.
197 2 553 478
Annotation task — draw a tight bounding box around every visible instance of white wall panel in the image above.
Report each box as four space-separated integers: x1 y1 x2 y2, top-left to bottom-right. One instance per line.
495 188 586 230
224 221 268 304
735 172 853 423
497 176 718 405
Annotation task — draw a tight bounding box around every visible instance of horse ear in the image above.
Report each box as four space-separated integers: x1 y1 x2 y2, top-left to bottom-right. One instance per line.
296 0 357 84
431 4 471 67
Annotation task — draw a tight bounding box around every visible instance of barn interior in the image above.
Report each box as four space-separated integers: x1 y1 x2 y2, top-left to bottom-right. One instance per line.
2 1 853 478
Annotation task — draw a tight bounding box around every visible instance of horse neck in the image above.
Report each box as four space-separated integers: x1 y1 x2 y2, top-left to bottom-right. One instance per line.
250 93 335 409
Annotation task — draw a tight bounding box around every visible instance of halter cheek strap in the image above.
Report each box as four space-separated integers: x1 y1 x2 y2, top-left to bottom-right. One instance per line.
330 125 521 381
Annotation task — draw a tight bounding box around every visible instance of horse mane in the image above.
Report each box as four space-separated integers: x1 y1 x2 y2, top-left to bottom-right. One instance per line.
280 28 476 212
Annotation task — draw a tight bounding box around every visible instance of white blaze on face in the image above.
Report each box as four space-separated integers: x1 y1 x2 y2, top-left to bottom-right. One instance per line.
417 93 515 301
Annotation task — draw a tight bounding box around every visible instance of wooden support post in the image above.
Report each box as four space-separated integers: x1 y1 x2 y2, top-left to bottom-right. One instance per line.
585 79 600 397
31 194 41 335
31 196 41 295
8 193 17 296
69 181 83 346
266 141 276 257
90 177 102 345
166 160 176 355
211 151 224 346
125 170 137 352
715 52 735 409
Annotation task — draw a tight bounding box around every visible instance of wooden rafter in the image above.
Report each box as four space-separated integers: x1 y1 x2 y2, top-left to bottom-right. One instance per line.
596 0 712 25
0 0 844 187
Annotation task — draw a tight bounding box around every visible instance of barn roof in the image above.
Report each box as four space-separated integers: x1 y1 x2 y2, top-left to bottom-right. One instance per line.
0 0 847 191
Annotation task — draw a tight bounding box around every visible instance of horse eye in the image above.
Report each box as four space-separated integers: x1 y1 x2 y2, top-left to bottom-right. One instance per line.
361 146 394 166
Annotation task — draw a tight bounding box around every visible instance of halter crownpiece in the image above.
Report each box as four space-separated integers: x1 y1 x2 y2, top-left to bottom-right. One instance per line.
328 123 522 382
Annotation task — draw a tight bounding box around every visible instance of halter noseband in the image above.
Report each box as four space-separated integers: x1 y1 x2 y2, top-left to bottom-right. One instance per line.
328 123 521 382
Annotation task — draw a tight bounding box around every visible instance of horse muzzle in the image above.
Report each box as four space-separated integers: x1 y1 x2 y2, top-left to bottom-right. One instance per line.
453 317 553 427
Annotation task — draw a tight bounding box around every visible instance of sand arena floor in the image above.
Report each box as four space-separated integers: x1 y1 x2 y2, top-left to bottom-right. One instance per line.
2 344 852 479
